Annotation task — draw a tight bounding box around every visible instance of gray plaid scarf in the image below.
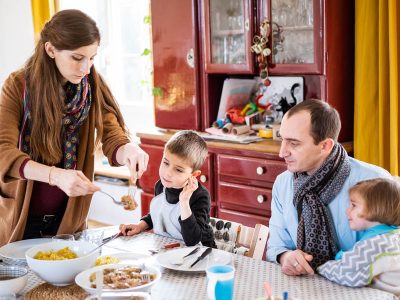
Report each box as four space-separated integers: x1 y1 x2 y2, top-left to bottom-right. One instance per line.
293 143 351 269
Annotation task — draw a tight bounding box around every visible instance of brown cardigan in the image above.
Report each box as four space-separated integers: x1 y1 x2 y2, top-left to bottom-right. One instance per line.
0 70 130 246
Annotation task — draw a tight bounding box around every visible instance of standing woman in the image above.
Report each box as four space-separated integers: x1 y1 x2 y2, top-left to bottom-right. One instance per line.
0 9 149 245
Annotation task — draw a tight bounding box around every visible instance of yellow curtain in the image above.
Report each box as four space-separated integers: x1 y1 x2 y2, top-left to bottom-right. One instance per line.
354 0 399 175
31 0 58 42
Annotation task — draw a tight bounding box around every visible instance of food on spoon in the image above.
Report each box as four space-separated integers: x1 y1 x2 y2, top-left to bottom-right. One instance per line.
33 247 77 260
120 194 138 211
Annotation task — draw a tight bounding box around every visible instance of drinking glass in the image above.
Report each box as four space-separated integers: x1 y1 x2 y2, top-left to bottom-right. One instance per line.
52 234 75 241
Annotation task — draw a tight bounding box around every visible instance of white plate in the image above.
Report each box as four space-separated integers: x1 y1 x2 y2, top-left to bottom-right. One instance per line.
75 263 161 294
155 246 231 272
0 238 53 261
96 252 150 265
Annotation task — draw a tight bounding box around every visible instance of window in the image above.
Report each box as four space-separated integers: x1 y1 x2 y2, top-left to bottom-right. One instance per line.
58 0 154 138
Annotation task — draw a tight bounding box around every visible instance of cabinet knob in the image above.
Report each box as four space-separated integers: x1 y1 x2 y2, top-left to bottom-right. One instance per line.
186 48 195 68
257 195 265 204
256 166 265 175
245 18 250 31
199 175 207 183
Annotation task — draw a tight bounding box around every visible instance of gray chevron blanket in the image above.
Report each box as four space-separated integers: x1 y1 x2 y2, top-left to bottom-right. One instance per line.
317 230 400 288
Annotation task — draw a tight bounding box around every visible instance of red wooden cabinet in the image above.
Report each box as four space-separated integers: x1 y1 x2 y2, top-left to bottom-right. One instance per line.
145 0 354 227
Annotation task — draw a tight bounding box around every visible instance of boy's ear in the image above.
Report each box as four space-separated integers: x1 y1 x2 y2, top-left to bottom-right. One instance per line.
192 170 201 178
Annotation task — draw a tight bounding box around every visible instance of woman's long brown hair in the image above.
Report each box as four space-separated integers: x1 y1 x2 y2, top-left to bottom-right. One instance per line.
24 9 127 164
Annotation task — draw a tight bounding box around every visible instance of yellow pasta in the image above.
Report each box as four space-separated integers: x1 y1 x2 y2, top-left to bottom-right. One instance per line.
33 247 78 260
95 255 120 266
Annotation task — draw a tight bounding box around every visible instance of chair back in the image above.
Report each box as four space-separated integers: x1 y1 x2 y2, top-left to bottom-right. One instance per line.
209 217 269 260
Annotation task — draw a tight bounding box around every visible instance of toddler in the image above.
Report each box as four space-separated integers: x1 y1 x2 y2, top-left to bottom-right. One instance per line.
318 178 400 295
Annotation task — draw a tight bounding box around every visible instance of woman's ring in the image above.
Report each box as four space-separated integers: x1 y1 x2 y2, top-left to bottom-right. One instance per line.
293 261 299 267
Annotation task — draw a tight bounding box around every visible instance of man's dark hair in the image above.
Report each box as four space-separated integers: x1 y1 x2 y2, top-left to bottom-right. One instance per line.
286 99 341 143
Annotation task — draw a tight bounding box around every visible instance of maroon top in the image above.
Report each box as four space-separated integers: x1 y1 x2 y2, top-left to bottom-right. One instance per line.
20 146 122 216
28 181 68 216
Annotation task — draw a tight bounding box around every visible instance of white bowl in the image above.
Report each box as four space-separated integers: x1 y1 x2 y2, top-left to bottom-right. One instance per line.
0 265 28 296
75 263 161 294
25 240 98 286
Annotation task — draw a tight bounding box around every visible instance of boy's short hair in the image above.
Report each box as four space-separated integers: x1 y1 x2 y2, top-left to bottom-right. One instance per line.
349 178 400 226
165 130 208 171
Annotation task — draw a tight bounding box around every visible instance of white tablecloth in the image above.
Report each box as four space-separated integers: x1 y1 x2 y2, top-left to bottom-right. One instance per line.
12 229 399 300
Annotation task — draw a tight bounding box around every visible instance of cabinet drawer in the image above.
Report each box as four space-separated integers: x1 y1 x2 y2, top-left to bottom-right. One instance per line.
218 155 286 183
217 208 269 228
218 182 272 217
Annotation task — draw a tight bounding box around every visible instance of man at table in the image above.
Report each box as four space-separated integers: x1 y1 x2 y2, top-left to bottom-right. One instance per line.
266 99 391 276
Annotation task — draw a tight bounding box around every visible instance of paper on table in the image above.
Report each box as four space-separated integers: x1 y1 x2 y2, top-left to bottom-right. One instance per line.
201 128 263 144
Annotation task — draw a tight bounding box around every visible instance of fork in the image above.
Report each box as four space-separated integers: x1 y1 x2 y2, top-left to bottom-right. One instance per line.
97 190 124 206
139 263 150 283
128 182 137 199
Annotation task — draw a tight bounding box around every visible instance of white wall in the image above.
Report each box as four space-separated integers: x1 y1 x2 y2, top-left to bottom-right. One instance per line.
0 0 35 86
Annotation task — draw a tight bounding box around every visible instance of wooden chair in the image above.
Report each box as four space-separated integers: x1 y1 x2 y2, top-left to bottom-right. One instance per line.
209 217 269 260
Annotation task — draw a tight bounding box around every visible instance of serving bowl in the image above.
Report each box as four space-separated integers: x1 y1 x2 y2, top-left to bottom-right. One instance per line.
0 265 28 296
25 240 98 286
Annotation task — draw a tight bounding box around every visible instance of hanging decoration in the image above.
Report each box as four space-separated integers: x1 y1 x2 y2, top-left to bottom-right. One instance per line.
251 20 272 86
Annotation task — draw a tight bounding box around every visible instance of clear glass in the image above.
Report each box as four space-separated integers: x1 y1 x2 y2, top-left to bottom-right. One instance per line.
209 0 246 65
271 0 314 64
52 234 75 241
81 229 104 246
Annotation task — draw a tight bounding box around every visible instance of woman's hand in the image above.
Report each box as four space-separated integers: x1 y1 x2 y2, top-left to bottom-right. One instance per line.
50 168 100 197
116 143 149 182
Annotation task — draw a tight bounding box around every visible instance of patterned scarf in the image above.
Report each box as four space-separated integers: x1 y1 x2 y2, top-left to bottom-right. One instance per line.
293 143 351 269
19 76 92 169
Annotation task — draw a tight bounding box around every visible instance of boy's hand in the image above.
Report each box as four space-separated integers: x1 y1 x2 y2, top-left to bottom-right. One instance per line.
179 176 198 204
119 223 142 236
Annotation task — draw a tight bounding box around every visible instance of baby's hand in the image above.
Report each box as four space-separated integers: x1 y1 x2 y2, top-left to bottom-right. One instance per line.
119 223 142 236
179 176 198 204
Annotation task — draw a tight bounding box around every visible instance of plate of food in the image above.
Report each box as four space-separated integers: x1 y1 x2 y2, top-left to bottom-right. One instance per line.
75 263 161 294
155 246 232 272
0 238 53 262
95 252 151 266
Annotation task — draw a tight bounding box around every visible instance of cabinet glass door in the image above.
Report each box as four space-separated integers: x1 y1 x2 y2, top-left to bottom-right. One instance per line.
262 0 323 74
203 0 254 73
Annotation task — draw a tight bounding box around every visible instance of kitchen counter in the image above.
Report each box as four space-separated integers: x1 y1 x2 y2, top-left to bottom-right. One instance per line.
137 129 354 154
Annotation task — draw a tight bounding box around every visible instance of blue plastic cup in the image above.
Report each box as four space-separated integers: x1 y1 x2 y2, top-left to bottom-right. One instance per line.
206 265 235 300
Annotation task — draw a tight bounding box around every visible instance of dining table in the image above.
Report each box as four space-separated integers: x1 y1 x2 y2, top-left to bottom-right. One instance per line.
4 227 398 300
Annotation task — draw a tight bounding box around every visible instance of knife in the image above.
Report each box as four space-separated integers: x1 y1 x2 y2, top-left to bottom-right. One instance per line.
190 247 212 268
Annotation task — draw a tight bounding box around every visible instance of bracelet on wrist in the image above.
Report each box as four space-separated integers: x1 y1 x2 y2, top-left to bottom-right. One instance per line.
48 166 56 186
